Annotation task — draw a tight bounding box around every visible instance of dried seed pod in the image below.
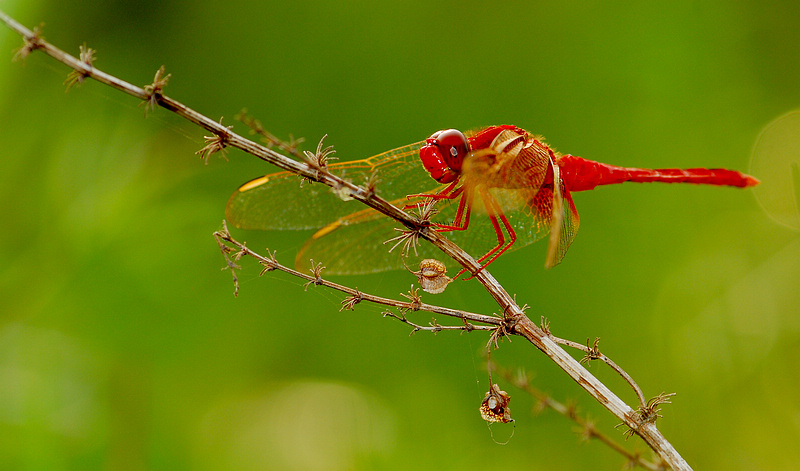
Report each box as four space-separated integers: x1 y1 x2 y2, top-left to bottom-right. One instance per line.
480 383 513 423
410 259 452 294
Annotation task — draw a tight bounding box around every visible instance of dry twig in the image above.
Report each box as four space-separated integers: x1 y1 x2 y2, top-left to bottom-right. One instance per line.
213 222 503 328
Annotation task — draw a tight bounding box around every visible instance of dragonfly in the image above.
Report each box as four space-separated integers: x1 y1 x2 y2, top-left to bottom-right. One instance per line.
226 125 759 276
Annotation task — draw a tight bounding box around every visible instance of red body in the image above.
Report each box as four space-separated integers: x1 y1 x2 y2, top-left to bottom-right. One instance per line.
421 125 759 191
417 125 758 273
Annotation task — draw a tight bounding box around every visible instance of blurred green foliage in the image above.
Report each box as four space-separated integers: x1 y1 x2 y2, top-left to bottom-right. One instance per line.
1 0 799 469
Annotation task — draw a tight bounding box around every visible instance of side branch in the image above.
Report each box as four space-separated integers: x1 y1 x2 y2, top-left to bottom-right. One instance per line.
544 321 648 408
213 221 503 328
384 311 495 336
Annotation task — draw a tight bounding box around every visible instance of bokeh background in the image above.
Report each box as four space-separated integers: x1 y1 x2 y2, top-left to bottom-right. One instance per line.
2 0 799 469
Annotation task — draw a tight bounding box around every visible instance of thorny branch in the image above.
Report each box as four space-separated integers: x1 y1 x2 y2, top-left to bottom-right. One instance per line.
383 311 493 336
618 393 678 440
385 198 438 258
543 318 649 409
235 109 305 159
213 222 503 328
0 11 689 470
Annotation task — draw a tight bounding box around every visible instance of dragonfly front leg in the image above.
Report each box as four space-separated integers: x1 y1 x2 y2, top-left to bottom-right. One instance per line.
403 180 462 211
405 182 473 231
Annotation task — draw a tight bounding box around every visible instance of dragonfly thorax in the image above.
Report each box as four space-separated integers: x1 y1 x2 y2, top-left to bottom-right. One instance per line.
461 128 551 191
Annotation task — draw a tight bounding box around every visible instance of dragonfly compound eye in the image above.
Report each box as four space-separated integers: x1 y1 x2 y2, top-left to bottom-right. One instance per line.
420 128 468 184
433 129 469 172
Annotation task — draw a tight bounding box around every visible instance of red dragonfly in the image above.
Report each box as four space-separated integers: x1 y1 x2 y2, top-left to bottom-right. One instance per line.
226 125 758 275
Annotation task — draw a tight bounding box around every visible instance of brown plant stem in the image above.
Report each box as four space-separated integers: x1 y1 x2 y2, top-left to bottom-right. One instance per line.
550 332 647 409
213 222 503 328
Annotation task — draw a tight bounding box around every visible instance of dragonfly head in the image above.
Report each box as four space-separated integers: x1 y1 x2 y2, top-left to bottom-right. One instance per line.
419 129 469 183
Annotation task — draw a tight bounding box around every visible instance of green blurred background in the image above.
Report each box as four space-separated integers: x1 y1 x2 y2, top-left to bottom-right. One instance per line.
1 0 799 469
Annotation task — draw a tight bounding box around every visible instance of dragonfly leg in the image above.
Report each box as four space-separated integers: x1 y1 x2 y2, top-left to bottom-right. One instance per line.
456 188 517 280
432 187 473 231
475 211 517 269
403 181 462 211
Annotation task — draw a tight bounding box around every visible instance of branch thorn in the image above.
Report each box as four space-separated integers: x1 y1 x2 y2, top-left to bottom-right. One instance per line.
141 65 171 116
302 134 336 184
579 337 602 365
196 117 232 164
258 249 279 275
400 285 422 310
303 259 326 290
340 289 363 311
13 23 44 61
64 43 96 91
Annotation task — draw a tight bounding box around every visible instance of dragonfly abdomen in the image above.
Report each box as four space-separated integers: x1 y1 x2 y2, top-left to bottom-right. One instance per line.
558 155 760 192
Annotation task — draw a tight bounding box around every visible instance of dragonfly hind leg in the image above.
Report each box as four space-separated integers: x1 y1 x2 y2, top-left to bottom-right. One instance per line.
455 187 517 280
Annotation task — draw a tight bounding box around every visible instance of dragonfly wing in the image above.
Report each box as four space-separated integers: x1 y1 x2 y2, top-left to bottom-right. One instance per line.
296 215 404 275
294 180 572 275
296 193 462 274
543 157 580 268
226 171 354 230
537 185 579 268
226 142 426 230
560 187 580 264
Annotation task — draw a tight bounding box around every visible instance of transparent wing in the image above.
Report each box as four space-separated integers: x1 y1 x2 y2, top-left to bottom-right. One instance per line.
293 202 451 275
531 184 580 268
293 183 568 275
539 154 581 268
225 141 426 230
292 190 494 275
